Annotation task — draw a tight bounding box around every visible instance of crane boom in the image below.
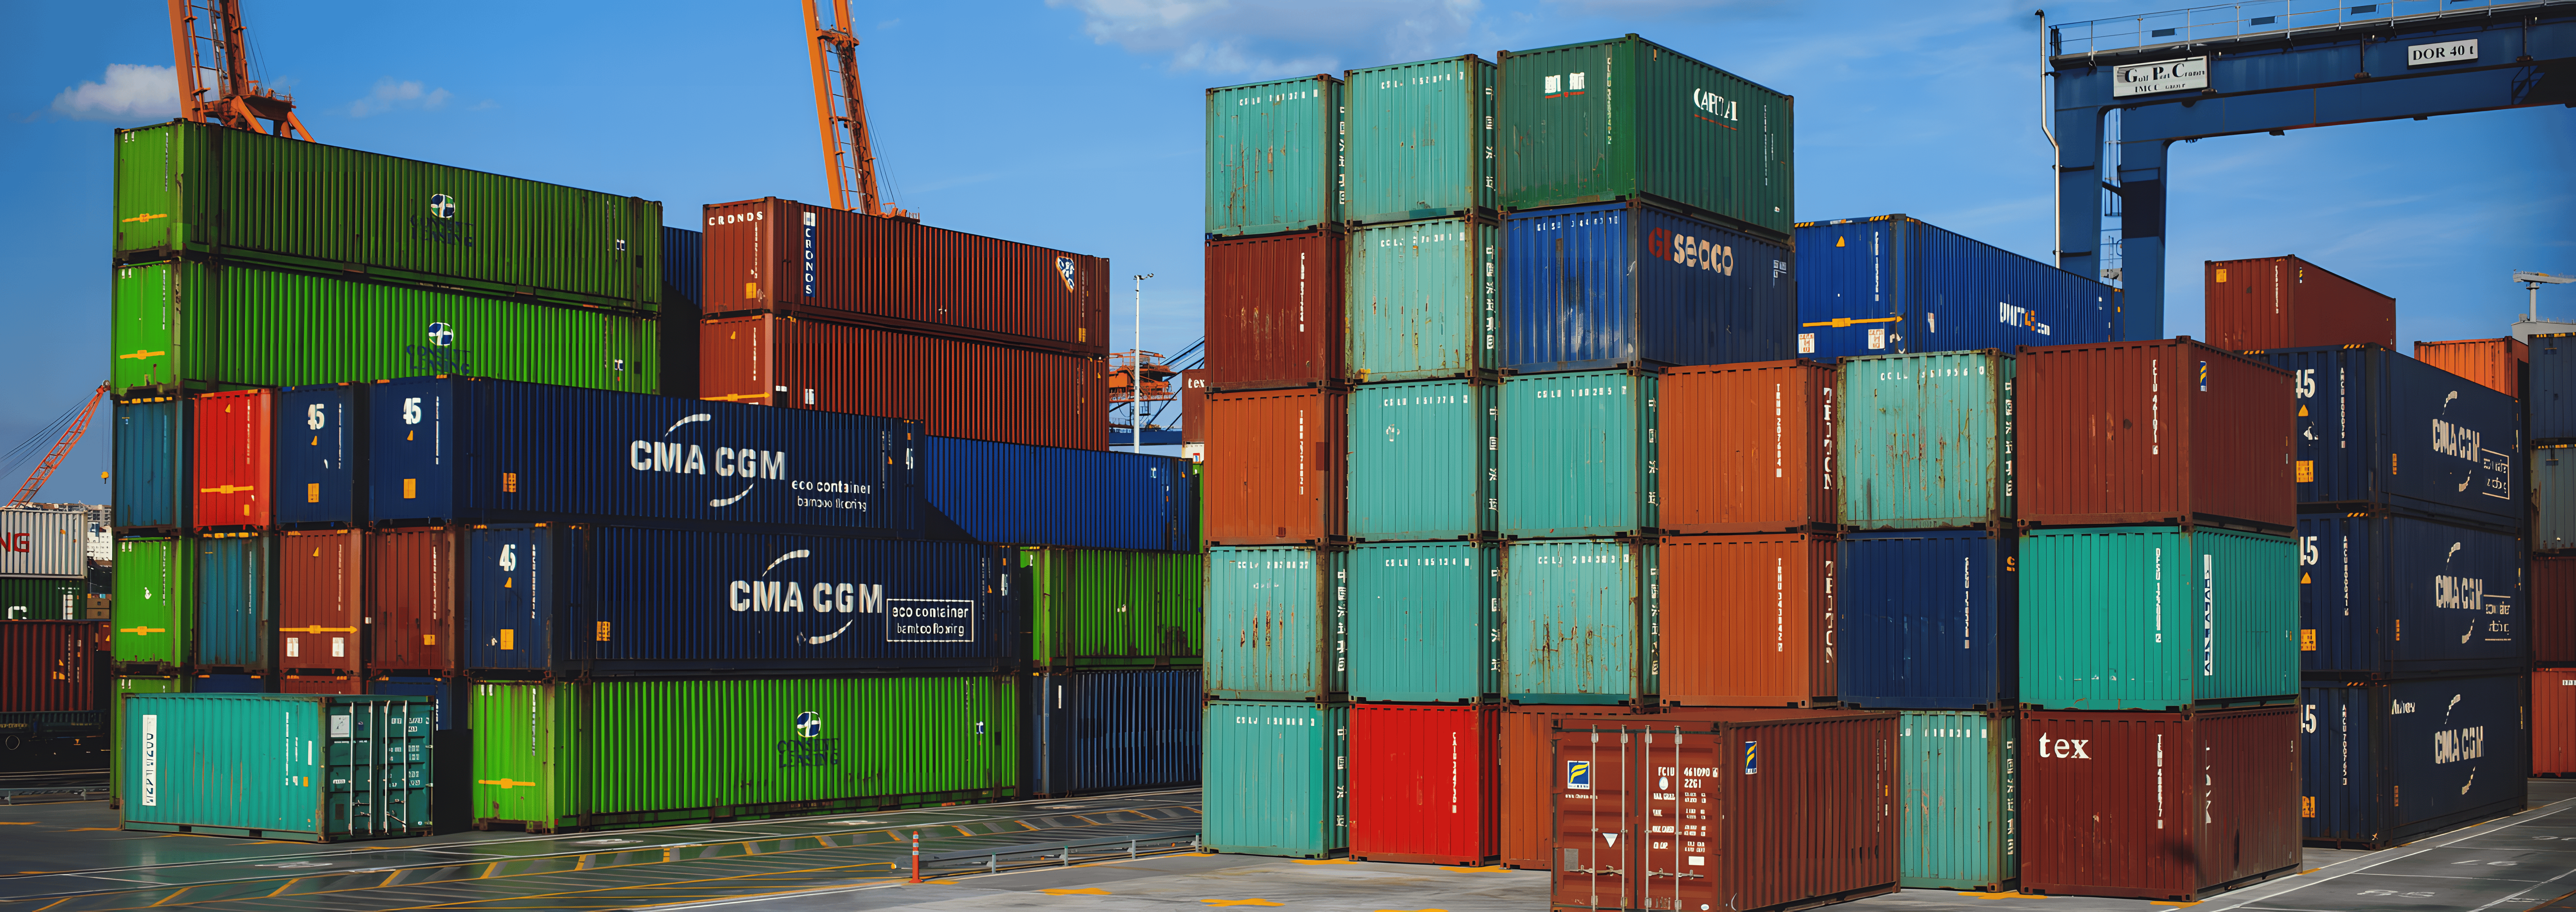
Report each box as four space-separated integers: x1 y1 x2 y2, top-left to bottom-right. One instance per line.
168 0 315 140
11 384 109 509
802 0 912 220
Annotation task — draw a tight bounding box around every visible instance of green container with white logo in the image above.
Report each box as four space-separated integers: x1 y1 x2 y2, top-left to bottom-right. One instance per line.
1497 35 1794 240
2020 526 2299 711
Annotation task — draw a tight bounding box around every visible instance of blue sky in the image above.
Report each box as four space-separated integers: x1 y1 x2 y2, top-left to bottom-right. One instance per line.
4 0 2568 498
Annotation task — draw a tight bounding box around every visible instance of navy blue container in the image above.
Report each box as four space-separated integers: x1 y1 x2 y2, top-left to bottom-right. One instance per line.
2251 346 2522 528
367 376 922 531
192 673 265 693
274 384 366 529
112 397 189 530
2299 512 2525 678
369 676 460 729
1027 668 1205 797
2302 674 2527 848
463 523 571 673
926 437 1195 552
1794 215 2119 361
1502 201 1793 374
661 226 703 311
1837 529 2018 710
2534 333 2576 442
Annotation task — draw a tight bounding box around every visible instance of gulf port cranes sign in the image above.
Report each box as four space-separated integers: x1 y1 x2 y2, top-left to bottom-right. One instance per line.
2113 57 2209 97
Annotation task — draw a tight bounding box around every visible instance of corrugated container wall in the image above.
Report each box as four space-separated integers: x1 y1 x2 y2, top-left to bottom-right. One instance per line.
1840 530 2017 710
274 384 365 529
111 675 185 805
1345 218 1497 382
1203 389 1346 546
2251 345 2521 526
2302 675 2526 849
2536 445 2576 552
0 621 100 712
1498 35 1794 239
2021 526 2298 710
1504 538 1654 705
111 538 189 669
193 673 265 693
1201 700 1349 857
2534 334 2576 441
2538 556 2576 665
0 510 87 578
1349 703 1495 865
2018 339 2296 532
2205 255 2395 352
1346 541 1498 702
1794 216 2118 362
659 226 702 400
1498 370 1656 538
1660 360 1835 533
192 390 272 531
1659 533 1837 707
192 535 269 671
2299 512 2524 678
369 527 454 673
277 528 364 676
2019 707 2302 901
1205 75 1344 237
1343 56 1494 225
112 398 187 531
119 694 434 842
1899 711 2017 891
1346 379 1493 541
1501 202 1793 375
0 578 87 620
1498 705 1638 870
926 437 1194 552
1203 231 1344 391
462 524 559 673
1180 371 1208 443
1838 350 2015 529
1025 669 1202 796
698 315 1099 451
2415 337 2525 399
1204 547 1342 701
278 675 361 695
2536 670 2576 776
368 676 459 730
1022 548 1204 670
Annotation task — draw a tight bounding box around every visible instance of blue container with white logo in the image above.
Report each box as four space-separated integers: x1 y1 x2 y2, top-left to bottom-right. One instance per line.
924 437 1194 552
1793 215 2119 362
113 397 189 530
1501 200 1793 375
274 384 366 529
2248 345 2522 529
463 523 571 673
2301 674 2527 848
1837 529 2017 710
2298 512 2525 678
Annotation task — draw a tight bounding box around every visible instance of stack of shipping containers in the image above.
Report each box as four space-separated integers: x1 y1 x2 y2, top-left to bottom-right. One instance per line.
0 506 107 772
2529 332 2576 775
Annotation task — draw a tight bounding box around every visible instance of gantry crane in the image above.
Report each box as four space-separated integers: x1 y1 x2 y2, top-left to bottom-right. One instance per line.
803 0 914 220
166 0 314 140
9 384 109 509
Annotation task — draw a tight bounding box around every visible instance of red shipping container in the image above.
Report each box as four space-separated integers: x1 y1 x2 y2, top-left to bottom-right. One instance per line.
2539 557 2576 666
2205 255 2395 351
2020 706 2301 901
0 621 98 712
192 389 273 531
2538 670 2576 776
2018 339 2296 532
1350 703 1498 865
1180 370 1209 444
1502 705 1639 870
279 674 361 695
700 197 1108 356
1203 388 1346 546
372 527 457 673
278 528 365 675
2417 337 2528 400
1204 231 1344 391
1548 709 1900 912
701 314 1103 450
1659 534 1837 707
1661 360 1836 533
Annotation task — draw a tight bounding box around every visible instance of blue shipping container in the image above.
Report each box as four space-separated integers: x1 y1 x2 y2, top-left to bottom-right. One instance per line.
2251 346 2520 527
1794 215 2118 361
2298 512 2524 677
463 523 569 673
113 398 189 529
925 436 1194 552
369 676 460 730
193 535 270 671
661 226 703 311
2302 674 2526 848
1502 201 1792 374
2534 333 2576 441
1027 669 1203 797
274 384 365 528
1838 530 2017 710
192 673 265 693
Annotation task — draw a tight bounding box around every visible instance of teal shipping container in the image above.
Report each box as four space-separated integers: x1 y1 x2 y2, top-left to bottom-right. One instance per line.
112 397 189 530
192 534 270 671
1205 547 1345 701
1347 379 1494 540
1504 538 1656 705
1347 542 1498 702
1207 75 1344 237
1346 218 1499 382
120 693 434 842
1839 350 2016 529
2540 445 2576 552
1344 55 1494 225
2021 526 2299 711
1899 711 2018 892
1203 700 1349 857
1499 369 1658 538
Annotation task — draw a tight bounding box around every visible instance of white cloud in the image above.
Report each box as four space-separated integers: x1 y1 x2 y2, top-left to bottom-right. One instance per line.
51 64 180 121
348 78 454 117
1049 0 1485 78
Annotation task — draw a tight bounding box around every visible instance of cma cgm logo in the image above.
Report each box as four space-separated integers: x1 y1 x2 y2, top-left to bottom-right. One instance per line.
629 413 789 508
729 548 884 646
2000 302 2052 336
1646 227 1733 276
2432 414 2483 463
429 194 457 219
779 710 839 768
1691 88 1739 121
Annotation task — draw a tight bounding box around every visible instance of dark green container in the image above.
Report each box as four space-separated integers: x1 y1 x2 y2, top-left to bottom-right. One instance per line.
0 577 86 620
111 538 190 669
120 693 434 842
1498 35 1794 239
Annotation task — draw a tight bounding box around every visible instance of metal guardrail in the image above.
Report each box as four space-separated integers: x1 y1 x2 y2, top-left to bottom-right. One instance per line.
2049 0 2544 56
1 785 110 804
915 829 1204 878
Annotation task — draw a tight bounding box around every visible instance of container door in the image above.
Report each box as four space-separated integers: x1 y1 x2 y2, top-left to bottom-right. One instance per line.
279 530 366 676
466 525 554 672
1551 724 1636 911
1636 723 1721 912
371 528 457 673
276 385 363 528
112 538 190 668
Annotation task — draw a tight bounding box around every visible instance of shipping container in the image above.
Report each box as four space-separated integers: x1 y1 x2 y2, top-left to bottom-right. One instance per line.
1899 711 2017 891
698 314 1100 451
0 621 99 712
119 693 433 841
1022 548 1203 670
1344 56 1494 226
1205 547 1343 701
109 675 182 806
112 398 188 531
471 675 1019 832
1547 710 1900 912
1499 370 1657 538
927 437 1195 552
1838 350 2016 529
277 528 365 676
2205 255 2395 352
192 673 265 693
2537 670 2576 776
2019 706 2303 901
1501 202 1793 375
1206 75 1344 237
463 523 562 674
0 509 89 579
1180 370 1208 443
2299 512 2524 678
191 534 269 671
1506 538 1655 705
278 674 363 695
1659 533 1837 707
1203 231 1346 391
2021 526 2298 710
1202 700 1349 857
113 120 660 311
368 676 458 730
2415 337 2526 399
1498 35 1793 239
1349 703 1495 865
2302 674 2526 849
275 384 366 529
2018 339 2297 532
1345 218 1498 383
2540 556 2576 665
2250 345 2521 526
2537 333 2576 441
660 226 703 399
1499 705 1640 869
1346 379 1493 540
1661 360 1834 533
1203 388 1346 546
1025 669 1202 796
2538 445 2576 552
190 389 271 531
1839 530 2017 710
1347 542 1498 702
111 538 189 669
1794 215 2118 361
0 579 87 620
698 198 1108 356
370 527 455 673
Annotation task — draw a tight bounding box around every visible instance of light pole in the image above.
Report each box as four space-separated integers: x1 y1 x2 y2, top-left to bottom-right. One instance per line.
1132 273 1153 452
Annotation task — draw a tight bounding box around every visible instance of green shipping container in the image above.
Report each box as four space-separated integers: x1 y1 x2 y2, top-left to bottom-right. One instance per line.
1022 548 1206 670
1505 538 1656 705
2021 527 2299 710
1839 351 2016 529
1347 542 1498 702
1346 378 1494 540
1204 547 1344 701
1347 219 1499 383
1497 35 1794 240
113 120 660 311
1499 369 1658 538
1344 55 1495 225
111 259 658 397
120 693 433 842
1202 700 1348 857
0 577 86 620
1899 711 2017 891
1206 75 1344 237
470 676 1017 832
109 676 184 806
112 538 191 669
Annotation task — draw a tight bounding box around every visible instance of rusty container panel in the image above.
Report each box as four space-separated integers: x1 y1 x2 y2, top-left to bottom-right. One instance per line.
192 389 273 532
2205 256 2395 352
1204 231 1345 391
1505 538 1655 705
1659 534 1837 708
1661 360 1835 534
370 527 457 673
277 674 363 695
699 197 1108 356
2415 337 2527 400
0 621 98 712
2538 671 2576 776
2020 706 2301 901
1501 704 1639 869
1180 370 1209 444
277 528 365 676
1203 388 1347 546
2540 556 2576 665
699 315 1103 450
2018 339 2296 533
1349 703 1497 866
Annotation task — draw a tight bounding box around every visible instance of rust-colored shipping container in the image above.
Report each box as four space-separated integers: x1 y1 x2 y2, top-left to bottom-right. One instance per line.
2538 670 2576 776
1548 709 1901 912
2416 337 2528 399
2540 556 2576 666
2020 706 2301 901
2018 339 2295 532
1180 370 1209 444
278 528 365 675
1204 231 1344 391
1659 534 1837 707
2205 256 2395 351
0 620 98 712
1203 388 1346 546
192 389 273 532
1502 705 1639 870
701 314 1103 450
700 197 1109 356
279 674 362 695
1350 703 1497 866
1661 360 1836 534
371 527 457 673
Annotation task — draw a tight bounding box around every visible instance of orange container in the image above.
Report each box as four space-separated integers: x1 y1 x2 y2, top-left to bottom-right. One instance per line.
1658 533 1838 707
2540 671 2576 776
700 314 1104 450
2017 339 2296 533
371 527 458 673
1203 387 1346 546
1499 704 1641 870
2204 255 2394 351
2416 337 2527 399
191 389 273 532
1660 359 1837 533
278 528 365 675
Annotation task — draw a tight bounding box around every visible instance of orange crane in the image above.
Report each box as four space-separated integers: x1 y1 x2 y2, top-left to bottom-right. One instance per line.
9 384 109 509
166 0 314 140
803 0 912 220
